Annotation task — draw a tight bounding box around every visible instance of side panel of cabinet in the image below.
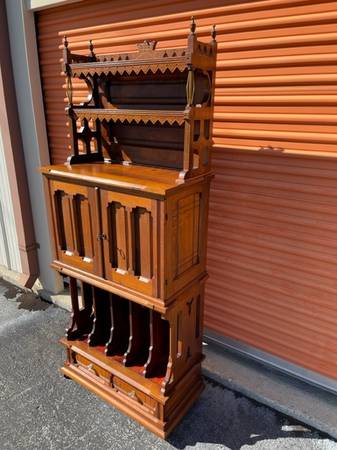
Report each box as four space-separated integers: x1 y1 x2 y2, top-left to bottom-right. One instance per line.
100 190 160 297
49 180 100 275
165 180 210 298
163 280 205 392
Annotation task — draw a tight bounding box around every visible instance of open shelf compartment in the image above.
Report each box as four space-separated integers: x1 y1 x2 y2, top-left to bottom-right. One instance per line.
63 276 205 395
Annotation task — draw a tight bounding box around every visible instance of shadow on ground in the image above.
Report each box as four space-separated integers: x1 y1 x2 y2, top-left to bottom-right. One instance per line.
0 278 50 311
168 378 328 450
0 278 335 450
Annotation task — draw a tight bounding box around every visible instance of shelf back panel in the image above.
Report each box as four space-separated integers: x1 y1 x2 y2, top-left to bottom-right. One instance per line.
106 122 184 169
101 71 188 110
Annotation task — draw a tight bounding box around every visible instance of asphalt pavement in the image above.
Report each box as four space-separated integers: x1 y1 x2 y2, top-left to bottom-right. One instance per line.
0 278 336 450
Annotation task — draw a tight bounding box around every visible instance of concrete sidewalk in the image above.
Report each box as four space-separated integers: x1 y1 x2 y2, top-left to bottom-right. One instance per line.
0 278 336 450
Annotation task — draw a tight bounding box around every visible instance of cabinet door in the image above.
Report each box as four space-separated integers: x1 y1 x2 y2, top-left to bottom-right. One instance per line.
101 190 159 296
50 180 99 274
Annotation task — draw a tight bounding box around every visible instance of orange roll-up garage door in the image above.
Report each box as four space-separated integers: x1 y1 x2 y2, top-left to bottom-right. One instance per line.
36 0 337 380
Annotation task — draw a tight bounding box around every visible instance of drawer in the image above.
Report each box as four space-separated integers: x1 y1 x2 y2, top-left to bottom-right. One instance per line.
70 350 160 418
74 353 111 385
113 377 159 417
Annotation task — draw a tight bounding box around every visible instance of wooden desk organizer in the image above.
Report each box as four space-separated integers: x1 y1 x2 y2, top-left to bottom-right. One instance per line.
40 18 216 439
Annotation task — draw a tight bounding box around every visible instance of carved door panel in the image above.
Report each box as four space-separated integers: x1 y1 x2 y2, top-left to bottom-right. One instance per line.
50 180 99 274
100 190 159 296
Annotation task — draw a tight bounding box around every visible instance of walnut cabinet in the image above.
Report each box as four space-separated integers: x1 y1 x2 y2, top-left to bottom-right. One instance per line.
40 19 216 439
45 167 211 307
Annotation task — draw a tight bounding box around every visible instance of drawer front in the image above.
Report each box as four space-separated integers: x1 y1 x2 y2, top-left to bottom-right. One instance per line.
71 351 159 417
113 377 159 416
49 180 99 274
75 353 112 384
100 190 160 296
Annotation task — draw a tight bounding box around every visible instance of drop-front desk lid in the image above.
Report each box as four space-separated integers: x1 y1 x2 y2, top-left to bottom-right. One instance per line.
40 162 209 197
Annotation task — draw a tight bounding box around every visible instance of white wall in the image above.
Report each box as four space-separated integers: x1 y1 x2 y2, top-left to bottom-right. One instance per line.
0 129 21 273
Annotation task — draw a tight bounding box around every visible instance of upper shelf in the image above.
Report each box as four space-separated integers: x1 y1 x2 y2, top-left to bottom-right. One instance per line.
60 18 217 177
63 18 217 78
68 46 216 78
73 107 188 125
71 106 211 125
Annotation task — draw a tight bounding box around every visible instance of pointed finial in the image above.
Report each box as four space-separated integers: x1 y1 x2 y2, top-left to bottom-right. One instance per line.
211 24 216 41
89 39 95 57
190 16 196 34
63 35 68 48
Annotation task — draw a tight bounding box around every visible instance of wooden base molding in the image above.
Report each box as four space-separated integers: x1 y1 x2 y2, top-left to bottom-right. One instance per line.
61 338 204 438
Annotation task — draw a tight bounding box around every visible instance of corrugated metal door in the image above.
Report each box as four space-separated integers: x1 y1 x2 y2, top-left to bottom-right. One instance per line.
36 0 337 380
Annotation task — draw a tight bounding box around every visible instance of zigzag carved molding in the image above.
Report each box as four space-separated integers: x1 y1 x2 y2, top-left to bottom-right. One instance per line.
71 62 187 78
72 108 188 126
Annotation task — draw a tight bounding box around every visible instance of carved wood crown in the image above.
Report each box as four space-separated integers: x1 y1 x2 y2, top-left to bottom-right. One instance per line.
69 48 192 78
136 40 157 52
63 18 217 77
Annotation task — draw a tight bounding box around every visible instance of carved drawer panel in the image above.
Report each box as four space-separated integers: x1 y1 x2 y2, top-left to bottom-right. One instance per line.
113 377 159 417
70 350 159 418
74 353 111 384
